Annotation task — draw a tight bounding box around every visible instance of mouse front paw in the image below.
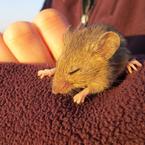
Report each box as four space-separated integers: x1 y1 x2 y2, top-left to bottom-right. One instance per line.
73 94 86 104
37 68 56 79
73 88 90 104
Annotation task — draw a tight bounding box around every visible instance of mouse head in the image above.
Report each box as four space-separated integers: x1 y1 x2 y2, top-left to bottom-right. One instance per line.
52 25 121 94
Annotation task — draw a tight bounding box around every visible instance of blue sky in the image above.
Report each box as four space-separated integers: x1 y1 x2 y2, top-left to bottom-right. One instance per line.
0 0 44 32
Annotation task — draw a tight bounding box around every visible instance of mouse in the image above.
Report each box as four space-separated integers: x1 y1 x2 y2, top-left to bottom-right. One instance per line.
37 24 142 104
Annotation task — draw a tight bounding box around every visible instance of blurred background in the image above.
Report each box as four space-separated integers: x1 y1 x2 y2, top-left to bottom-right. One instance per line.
0 0 44 32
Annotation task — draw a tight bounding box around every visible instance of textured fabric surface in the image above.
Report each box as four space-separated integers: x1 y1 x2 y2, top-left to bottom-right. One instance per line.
42 0 145 37
0 59 145 145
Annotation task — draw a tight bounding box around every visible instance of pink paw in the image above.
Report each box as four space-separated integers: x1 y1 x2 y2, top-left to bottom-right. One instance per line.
73 94 86 104
127 59 142 74
37 68 55 79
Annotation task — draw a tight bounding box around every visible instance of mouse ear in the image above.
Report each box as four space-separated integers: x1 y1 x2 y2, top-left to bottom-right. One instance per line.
96 31 121 59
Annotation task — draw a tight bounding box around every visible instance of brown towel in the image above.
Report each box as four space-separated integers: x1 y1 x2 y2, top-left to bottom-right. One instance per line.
0 57 145 144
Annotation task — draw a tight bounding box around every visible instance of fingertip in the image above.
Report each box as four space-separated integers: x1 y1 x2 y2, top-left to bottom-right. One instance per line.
33 9 69 60
131 59 142 67
3 21 55 65
127 66 132 74
0 32 18 62
137 62 142 67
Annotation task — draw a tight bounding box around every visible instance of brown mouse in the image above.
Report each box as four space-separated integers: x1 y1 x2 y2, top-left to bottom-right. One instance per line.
38 24 142 104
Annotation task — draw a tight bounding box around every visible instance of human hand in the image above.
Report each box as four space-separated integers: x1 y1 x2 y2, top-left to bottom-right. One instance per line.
0 9 69 66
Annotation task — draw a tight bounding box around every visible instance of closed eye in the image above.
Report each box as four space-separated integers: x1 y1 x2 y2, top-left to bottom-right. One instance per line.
69 68 80 75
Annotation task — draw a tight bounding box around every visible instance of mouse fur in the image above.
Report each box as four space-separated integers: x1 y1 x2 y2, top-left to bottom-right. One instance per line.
52 24 131 95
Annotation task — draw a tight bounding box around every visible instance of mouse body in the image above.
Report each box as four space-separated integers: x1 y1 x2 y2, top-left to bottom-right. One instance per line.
52 24 130 93
38 24 141 104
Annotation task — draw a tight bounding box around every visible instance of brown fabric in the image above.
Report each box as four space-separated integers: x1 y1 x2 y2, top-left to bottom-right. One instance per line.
0 56 145 144
49 0 145 37
126 35 145 55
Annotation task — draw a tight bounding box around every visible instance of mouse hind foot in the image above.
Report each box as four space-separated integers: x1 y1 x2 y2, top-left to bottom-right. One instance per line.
126 59 142 74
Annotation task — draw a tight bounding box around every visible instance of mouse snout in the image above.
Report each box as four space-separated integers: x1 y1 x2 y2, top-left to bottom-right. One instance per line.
52 80 72 94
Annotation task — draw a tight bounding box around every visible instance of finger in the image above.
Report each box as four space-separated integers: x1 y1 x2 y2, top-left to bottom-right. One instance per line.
0 33 18 62
132 59 142 67
3 22 55 66
37 70 43 76
73 97 77 103
127 65 132 74
40 73 45 79
33 9 69 60
73 96 77 103
81 98 85 103
76 98 80 104
38 72 45 79
40 75 44 79
129 63 138 71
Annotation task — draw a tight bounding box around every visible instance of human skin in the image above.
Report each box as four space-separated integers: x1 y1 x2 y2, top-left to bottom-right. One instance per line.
0 32 18 62
1 9 69 65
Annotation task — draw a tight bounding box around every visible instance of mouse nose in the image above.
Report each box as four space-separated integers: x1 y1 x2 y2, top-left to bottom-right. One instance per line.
52 88 58 94
52 83 62 94
52 81 72 94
